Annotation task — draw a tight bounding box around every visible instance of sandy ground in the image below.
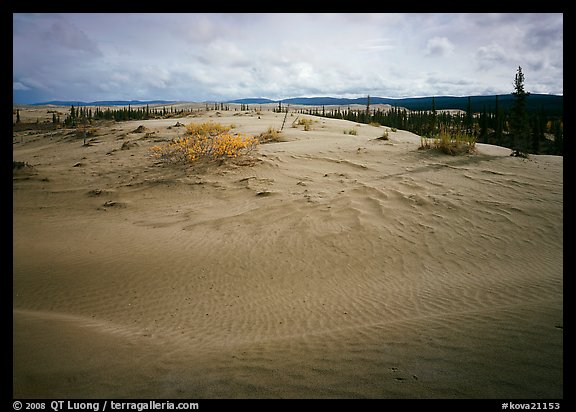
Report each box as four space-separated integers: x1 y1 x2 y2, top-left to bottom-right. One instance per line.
13 106 563 398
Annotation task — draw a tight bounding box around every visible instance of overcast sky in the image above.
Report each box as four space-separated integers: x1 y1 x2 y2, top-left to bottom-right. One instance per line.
13 13 563 104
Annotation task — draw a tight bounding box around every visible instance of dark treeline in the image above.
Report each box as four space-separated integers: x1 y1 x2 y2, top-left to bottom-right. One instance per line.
62 104 200 125
60 102 264 126
298 95 563 155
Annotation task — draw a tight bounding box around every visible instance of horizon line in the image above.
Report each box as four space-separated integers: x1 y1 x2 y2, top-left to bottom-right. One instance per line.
15 92 564 106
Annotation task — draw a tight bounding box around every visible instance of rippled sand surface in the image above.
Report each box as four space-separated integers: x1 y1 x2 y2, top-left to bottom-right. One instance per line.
13 107 563 398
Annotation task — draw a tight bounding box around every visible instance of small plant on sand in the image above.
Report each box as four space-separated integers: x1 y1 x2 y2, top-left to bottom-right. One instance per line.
258 127 282 143
344 128 358 135
293 118 313 131
151 121 258 163
420 126 476 155
377 130 389 140
419 137 432 150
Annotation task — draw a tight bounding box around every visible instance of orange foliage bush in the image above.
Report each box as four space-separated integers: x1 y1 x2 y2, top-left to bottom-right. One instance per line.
151 122 258 163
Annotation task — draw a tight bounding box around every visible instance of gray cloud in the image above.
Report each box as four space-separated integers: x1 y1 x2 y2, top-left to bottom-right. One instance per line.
523 23 563 55
475 44 510 70
425 37 455 57
43 20 102 56
13 81 30 91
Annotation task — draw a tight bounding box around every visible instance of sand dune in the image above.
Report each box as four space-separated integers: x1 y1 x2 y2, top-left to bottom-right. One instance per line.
13 108 563 398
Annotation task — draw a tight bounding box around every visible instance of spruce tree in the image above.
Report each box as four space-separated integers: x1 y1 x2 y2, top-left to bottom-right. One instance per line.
479 106 488 143
366 95 371 123
553 119 563 155
429 97 437 137
465 96 473 135
494 95 503 146
510 66 531 156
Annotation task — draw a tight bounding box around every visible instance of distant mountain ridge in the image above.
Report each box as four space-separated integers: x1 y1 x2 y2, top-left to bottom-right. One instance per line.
32 100 177 107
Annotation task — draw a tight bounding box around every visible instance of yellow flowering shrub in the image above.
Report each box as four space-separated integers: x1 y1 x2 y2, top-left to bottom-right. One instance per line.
151 122 258 163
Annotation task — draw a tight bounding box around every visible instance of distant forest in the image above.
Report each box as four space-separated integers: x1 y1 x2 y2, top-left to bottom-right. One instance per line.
231 93 563 116
293 95 563 156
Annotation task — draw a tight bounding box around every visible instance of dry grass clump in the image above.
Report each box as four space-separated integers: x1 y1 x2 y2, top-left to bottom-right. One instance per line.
420 127 476 155
377 130 389 140
13 160 32 170
151 121 258 163
258 127 282 143
292 117 314 131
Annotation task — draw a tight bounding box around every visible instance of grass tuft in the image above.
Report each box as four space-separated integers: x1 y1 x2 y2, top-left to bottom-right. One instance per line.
258 127 282 143
419 126 476 155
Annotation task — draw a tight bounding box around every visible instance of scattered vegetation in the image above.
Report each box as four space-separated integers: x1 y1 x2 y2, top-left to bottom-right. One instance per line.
344 128 357 135
151 122 258 163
